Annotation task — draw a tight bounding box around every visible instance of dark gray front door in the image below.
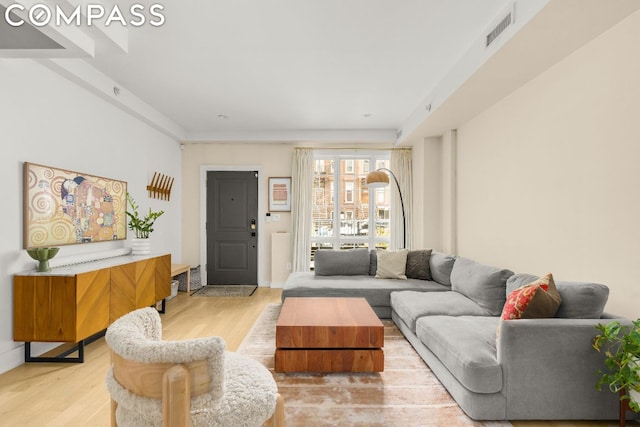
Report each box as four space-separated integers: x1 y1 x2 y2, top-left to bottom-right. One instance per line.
206 171 258 285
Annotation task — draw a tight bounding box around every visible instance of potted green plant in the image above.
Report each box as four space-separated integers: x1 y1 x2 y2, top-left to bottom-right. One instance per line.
126 193 164 255
593 319 640 412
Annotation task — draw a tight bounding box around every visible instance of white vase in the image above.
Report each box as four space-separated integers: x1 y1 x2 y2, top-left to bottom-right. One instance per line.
131 238 151 256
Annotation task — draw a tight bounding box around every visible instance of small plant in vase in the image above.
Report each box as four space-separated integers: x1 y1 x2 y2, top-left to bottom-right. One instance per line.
126 193 164 255
593 319 640 412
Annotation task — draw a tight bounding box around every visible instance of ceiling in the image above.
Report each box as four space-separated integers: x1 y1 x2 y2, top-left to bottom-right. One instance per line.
2 1 640 143
88 0 511 138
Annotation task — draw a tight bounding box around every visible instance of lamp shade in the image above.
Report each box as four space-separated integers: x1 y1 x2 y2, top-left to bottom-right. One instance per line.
365 170 389 188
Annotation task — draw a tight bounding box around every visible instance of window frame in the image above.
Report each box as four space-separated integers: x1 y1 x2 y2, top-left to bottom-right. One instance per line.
345 159 354 174
312 150 390 252
344 181 354 203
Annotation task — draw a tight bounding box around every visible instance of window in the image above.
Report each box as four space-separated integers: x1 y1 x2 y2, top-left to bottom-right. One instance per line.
311 151 390 260
345 160 354 174
344 182 354 203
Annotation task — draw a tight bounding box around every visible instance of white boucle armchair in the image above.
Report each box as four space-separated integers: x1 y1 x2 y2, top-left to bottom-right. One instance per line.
105 307 284 427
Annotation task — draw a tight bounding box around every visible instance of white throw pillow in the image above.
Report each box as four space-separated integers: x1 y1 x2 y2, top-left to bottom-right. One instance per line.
375 249 409 280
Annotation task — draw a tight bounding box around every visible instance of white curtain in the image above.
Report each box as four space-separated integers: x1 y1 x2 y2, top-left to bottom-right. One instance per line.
390 148 413 250
290 148 314 272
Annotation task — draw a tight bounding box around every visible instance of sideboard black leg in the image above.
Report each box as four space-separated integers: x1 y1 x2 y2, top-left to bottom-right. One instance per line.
155 298 166 314
25 341 84 363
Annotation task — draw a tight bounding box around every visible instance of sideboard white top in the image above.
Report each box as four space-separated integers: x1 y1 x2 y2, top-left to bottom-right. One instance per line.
16 253 169 277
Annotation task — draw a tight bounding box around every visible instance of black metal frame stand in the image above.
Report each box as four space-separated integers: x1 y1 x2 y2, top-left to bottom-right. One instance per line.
24 330 105 363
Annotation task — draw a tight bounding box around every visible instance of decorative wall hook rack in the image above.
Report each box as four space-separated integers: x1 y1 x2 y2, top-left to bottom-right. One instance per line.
147 172 174 201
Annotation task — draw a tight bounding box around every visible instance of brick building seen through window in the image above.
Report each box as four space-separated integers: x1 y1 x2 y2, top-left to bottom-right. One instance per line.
311 153 391 265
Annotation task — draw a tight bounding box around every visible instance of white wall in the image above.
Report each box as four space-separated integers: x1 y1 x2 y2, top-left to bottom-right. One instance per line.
181 143 294 286
405 137 442 251
455 10 640 319
0 59 182 374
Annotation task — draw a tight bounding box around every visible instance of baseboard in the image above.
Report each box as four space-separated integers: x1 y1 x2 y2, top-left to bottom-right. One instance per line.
0 346 25 375
270 282 284 289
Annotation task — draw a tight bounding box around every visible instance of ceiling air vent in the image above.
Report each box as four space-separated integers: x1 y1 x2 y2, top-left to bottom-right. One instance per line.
486 9 513 47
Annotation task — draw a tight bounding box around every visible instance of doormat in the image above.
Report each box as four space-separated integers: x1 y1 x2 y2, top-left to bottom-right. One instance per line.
192 285 257 297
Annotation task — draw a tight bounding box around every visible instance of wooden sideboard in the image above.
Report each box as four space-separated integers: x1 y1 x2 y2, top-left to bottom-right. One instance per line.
14 253 171 362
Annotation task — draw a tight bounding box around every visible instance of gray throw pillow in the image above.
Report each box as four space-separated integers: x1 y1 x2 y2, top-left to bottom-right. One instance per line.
314 248 370 276
369 249 377 276
506 273 609 318
429 252 457 286
405 249 432 280
450 257 514 316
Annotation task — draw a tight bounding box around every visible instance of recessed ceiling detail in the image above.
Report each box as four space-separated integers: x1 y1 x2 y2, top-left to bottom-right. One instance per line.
0 5 63 49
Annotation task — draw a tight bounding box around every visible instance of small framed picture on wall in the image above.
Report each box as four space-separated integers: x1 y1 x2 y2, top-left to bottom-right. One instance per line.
268 177 291 212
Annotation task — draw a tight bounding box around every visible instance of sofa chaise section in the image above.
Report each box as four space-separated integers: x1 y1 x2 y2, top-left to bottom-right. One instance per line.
391 261 625 421
283 272 447 318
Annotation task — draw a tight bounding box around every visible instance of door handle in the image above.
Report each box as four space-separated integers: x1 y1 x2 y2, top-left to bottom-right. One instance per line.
250 219 256 230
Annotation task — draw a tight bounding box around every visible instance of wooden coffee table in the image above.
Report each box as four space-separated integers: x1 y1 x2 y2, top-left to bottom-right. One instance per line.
275 297 384 373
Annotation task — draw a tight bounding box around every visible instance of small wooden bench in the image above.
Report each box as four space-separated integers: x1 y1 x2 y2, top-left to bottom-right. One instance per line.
170 264 191 293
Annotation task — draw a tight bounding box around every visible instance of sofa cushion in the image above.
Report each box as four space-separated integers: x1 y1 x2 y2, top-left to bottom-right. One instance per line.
283 272 449 314
429 252 456 286
450 257 514 316
416 315 502 394
391 291 492 332
501 273 562 320
506 274 609 318
405 249 432 280
376 249 408 279
314 248 370 276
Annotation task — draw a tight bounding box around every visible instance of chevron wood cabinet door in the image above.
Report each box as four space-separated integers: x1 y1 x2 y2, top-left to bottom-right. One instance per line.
135 258 156 308
110 261 136 323
155 254 171 302
14 275 78 342
13 268 110 342
75 268 110 340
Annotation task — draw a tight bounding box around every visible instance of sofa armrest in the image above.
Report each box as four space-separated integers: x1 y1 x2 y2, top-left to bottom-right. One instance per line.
497 317 628 420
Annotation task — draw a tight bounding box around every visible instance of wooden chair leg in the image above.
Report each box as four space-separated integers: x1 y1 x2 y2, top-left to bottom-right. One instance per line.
162 364 192 427
110 398 117 427
269 393 285 427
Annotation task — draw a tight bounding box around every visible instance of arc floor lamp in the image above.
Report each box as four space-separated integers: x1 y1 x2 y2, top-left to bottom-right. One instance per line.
366 168 406 249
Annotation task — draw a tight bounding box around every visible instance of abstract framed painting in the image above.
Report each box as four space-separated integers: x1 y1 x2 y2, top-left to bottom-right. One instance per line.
23 162 128 248
268 177 291 212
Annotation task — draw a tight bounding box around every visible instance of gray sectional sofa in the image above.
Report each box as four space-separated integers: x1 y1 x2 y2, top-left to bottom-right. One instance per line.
282 248 628 421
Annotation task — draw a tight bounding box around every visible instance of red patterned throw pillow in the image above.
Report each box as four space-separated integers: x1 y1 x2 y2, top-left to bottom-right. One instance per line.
501 273 562 320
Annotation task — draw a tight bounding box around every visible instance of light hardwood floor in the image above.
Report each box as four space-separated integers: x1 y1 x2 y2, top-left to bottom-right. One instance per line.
0 287 635 427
